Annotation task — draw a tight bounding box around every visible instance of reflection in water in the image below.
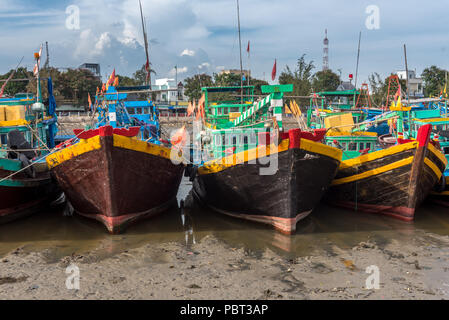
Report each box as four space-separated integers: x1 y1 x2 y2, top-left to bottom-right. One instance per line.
0 177 449 260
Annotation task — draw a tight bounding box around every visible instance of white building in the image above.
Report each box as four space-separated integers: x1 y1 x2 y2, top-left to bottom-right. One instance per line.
153 78 186 103
396 70 424 98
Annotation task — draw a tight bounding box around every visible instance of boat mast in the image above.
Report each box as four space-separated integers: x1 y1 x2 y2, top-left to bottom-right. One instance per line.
353 31 361 108
236 0 243 103
403 44 411 137
139 0 151 90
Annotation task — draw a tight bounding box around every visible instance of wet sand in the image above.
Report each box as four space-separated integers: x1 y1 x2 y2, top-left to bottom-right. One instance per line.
1 178 449 299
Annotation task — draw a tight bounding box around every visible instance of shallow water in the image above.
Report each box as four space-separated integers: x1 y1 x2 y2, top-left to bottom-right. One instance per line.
0 177 449 260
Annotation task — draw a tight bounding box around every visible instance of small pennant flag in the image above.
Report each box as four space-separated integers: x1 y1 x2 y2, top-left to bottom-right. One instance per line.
33 44 43 77
170 125 187 147
187 101 194 117
107 69 116 86
271 59 277 81
247 41 250 54
88 93 92 111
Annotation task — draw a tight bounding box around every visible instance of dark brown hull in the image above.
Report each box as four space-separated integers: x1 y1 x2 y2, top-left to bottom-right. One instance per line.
50 134 184 233
0 170 60 224
325 132 446 221
193 138 341 234
428 176 449 206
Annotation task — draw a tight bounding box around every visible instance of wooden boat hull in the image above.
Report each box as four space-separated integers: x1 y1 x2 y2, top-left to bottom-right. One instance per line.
46 127 184 233
192 129 342 234
428 175 449 207
0 165 60 224
325 125 447 220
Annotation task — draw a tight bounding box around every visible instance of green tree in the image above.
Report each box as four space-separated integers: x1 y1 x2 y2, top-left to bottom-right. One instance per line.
368 73 408 107
26 67 101 109
248 77 269 95
213 72 241 87
422 66 447 97
311 69 340 92
279 54 314 111
368 72 385 107
116 74 140 87
0 67 33 97
279 54 315 97
133 63 156 85
183 74 213 100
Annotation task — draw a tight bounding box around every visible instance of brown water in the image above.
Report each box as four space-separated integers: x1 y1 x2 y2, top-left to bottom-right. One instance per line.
1 177 449 261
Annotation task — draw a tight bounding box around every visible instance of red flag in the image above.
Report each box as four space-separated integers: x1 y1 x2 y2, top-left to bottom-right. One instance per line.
88 93 93 111
107 69 116 86
145 60 150 82
247 41 250 54
271 59 277 81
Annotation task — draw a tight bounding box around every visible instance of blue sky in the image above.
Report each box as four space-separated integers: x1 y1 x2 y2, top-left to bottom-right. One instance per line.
0 0 448 85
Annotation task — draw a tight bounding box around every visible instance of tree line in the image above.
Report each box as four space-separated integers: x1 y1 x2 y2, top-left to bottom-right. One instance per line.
0 64 152 110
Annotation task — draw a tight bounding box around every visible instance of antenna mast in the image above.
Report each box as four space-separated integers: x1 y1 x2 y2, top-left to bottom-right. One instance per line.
323 29 329 71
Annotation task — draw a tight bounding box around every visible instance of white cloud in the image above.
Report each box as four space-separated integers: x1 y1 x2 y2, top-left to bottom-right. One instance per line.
181 49 195 57
169 66 188 76
198 62 210 69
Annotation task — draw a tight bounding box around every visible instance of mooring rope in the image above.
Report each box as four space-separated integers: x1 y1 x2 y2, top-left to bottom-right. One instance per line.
0 127 89 184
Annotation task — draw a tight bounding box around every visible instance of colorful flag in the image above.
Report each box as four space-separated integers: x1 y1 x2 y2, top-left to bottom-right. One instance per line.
33 44 43 77
113 76 119 87
88 93 93 111
145 60 150 82
107 69 116 86
198 94 206 118
271 59 277 81
187 101 194 117
170 125 187 147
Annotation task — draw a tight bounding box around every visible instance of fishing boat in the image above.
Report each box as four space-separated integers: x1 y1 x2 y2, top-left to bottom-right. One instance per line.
0 53 60 223
46 83 185 233
321 99 447 221
190 84 342 234
408 114 449 206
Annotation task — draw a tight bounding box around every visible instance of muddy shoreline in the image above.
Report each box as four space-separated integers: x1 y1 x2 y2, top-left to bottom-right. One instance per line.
0 228 448 299
1 180 449 300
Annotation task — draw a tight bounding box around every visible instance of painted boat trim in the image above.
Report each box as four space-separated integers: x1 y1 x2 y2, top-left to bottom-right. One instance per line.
428 143 448 167
199 138 342 175
424 157 443 179
339 141 417 169
331 156 414 186
47 134 176 169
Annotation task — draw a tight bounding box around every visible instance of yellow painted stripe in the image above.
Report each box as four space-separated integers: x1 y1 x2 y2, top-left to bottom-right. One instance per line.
199 138 342 175
300 138 342 162
46 135 101 169
424 157 443 179
414 117 449 123
199 140 289 175
428 143 448 167
326 131 377 137
332 156 414 186
430 190 449 196
0 119 29 127
339 141 417 169
113 134 173 160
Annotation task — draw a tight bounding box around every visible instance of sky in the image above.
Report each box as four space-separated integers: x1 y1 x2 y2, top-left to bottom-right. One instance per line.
0 0 448 85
